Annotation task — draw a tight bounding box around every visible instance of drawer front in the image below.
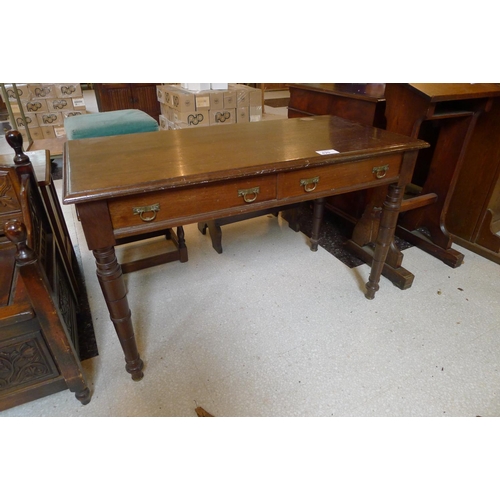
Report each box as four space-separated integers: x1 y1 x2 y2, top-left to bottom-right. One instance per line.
280 154 402 198
108 174 277 230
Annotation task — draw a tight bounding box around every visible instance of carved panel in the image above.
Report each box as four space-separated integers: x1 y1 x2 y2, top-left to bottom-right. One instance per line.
0 172 21 215
0 332 58 394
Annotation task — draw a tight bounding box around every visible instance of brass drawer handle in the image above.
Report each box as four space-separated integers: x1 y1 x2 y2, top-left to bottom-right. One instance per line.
133 203 160 222
372 165 389 179
300 176 319 192
238 187 260 203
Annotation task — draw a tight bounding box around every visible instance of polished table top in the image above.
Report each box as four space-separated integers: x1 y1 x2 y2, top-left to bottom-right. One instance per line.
403 83 500 102
63 115 426 205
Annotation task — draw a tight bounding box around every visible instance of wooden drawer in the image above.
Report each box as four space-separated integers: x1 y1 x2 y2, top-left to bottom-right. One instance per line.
108 174 277 230
279 154 402 198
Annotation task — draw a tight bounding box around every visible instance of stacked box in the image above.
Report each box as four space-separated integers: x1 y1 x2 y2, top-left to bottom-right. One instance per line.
2 83 87 141
156 83 262 130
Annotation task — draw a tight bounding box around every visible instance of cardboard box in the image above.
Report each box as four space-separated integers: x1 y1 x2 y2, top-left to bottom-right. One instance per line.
233 84 251 107
236 107 249 123
54 83 82 98
15 127 43 142
181 83 210 91
157 85 170 104
209 108 236 126
12 113 38 129
249 88 263 106
62 110 86 119
21 99 48 113
171 88 196 113
28 83 57 99
159 85 178 107
28 127 45 141
37 111 63 127
159 114 169 130
41 126 57 139
194 91 211 110
2 84 29 101
47 98 74 112
223 90 237 108
72 97 86 110
173 109 210 128
209 91 224 110
160 103 174 120
249 106 262 122
53 126 66 138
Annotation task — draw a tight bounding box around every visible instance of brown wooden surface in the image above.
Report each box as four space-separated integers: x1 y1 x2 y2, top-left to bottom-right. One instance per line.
403 83 500 102
63 116 427 379
64 116 425 204
384 83 500 267
93 83 161 122
288 83 386 128
446 95 500 262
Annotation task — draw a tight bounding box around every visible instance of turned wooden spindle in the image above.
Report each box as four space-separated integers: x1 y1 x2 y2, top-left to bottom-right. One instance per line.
5 130 30 165
3 220 35 264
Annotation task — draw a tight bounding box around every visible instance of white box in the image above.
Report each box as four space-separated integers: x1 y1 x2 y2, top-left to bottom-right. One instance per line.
181 83 211 91
211 83 228 90
72 97 86 111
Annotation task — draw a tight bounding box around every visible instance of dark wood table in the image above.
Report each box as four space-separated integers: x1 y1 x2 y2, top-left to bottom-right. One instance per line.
63 116 427 380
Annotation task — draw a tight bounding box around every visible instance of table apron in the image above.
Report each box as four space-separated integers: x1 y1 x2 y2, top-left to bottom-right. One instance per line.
103 154 403 242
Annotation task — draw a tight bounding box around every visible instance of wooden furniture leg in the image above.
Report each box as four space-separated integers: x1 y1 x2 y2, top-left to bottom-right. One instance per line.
197 206 301 254
366 183 404 299
310 197 326 251
93 246 144 381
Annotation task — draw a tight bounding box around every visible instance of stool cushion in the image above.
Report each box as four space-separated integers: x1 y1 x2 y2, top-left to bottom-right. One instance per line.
65 109 159 140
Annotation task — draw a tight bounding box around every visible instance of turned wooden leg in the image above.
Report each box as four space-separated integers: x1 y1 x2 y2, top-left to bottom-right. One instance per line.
310 197 326 251
366 184 404 300
93 246 144 380
177 226 188 262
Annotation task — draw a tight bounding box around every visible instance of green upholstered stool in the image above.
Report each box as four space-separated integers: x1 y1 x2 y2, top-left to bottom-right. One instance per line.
64 109 187 271
64 109 159 140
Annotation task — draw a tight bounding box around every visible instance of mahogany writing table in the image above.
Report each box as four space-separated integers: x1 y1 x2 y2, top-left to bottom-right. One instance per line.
63 116 427 380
